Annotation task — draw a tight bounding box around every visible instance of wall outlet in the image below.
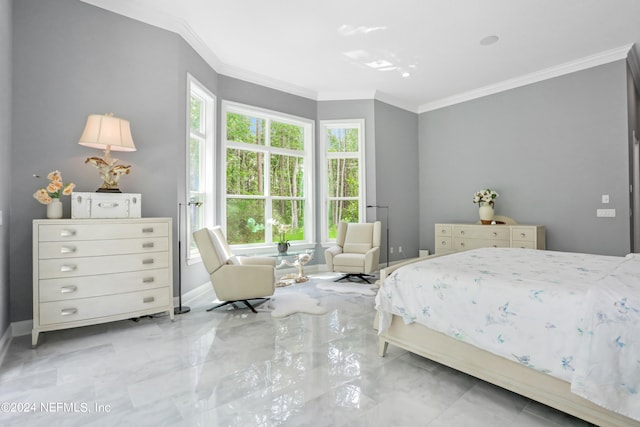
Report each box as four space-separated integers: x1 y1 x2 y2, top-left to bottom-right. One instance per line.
389 247 394 254
602 194 610 204
398 246 403 253
596 208 616 217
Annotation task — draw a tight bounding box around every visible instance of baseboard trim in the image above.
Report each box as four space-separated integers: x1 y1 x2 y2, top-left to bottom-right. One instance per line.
11 319 32 337
0 325 12 367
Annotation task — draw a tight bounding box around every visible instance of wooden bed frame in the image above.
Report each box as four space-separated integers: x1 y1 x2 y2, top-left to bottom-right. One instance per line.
375 256 640 427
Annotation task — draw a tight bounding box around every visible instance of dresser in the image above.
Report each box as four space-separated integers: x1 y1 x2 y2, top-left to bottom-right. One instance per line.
435 223 545 255
32 218 174 346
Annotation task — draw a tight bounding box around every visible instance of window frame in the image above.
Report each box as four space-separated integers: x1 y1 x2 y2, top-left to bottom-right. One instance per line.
186 74 215 263
221 100 315 251
319 119 366 244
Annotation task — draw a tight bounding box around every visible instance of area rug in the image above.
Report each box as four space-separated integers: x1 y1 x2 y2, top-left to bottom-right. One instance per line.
316 282 378 296
267 293 328 318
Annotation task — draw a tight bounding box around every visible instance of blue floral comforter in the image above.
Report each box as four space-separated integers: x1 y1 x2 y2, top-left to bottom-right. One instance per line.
375 248 640 422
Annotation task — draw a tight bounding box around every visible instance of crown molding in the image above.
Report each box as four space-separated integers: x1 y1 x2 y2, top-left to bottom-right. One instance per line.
418 44 634 113
219 65 318 101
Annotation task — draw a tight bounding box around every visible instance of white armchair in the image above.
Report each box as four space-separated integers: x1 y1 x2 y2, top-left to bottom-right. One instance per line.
193 226 276 313
325 221 382 283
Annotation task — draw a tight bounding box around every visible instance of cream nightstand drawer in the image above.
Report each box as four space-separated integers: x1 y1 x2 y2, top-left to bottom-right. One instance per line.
38 237 168 259
39 288 170 325
39 268 169 302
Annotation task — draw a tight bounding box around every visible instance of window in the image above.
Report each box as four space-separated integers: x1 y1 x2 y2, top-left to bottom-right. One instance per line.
222 101 314 249
320 119 366 243
187 75 215 260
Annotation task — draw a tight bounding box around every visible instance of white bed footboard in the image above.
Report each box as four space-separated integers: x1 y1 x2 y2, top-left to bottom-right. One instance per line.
373 312 640 427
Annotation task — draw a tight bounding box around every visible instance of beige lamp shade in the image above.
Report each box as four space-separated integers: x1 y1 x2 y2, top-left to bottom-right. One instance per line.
78 114 136 152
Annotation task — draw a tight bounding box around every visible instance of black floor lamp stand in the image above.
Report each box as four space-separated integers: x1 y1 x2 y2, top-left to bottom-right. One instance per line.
367 205 390 268
175 201 201 315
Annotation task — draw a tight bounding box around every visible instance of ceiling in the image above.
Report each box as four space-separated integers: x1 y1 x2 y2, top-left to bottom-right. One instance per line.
80 0 640 113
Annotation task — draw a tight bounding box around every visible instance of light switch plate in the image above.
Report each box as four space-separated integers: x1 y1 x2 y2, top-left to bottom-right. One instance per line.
602 194 610 203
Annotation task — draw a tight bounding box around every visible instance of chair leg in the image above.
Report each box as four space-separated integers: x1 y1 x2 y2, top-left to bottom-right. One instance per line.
207 298 270 313
334 273 373 284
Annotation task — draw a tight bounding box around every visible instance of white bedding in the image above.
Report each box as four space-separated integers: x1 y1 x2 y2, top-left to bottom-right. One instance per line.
375 248 640 422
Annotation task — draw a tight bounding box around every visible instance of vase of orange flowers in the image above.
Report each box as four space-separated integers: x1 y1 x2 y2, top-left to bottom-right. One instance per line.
33 170 75 219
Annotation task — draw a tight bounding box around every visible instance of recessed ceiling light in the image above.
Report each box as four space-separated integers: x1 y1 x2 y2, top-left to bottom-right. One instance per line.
365 59 393 69
480 35 499 46
401 72 411 78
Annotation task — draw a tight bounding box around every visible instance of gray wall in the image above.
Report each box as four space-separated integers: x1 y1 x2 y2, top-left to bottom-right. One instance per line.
0 0 12 336
374 100 420 263
419 60 631 256
10 0 217 322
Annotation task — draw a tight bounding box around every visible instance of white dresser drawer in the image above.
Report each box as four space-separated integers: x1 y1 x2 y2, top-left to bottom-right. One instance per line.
511 227 535 242
39 288 170 325
38 237 168 259
38 252 169 279
453 225 510 240
39 268 169 302
435 236 452 252
454 238 510 251
37 222 169 242
435 224 452 237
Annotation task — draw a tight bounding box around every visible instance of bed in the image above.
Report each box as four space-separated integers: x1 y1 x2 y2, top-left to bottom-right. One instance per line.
374 247 640 427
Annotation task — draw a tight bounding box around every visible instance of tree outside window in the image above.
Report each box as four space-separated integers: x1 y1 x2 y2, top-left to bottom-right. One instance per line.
223 102 313 247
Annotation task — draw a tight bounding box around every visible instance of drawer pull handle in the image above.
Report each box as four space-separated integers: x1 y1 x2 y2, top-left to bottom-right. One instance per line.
97 202 119 208
143 297 155 303
460 243 465 247
60 265 77 272
142 242 154 248
493 245 498 248
520 233 526 237
441 240 446 245
143 277 155 283
60 229 76 237
60 246 76 254
492 232 497 237
60 286 77 293
460 230 465 235
142 227 154 233
142 259 154 265
61 308 78 316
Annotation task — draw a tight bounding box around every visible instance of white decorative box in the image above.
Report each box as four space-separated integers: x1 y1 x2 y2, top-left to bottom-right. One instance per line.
71 192 142 219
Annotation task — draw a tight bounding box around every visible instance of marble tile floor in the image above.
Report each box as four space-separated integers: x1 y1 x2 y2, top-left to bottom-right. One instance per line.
0 273 594 427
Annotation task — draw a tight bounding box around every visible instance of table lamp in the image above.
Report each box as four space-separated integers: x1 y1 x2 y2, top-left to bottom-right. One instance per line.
78 113 136 193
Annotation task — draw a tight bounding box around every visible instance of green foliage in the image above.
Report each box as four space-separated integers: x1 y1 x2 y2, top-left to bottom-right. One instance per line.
226 111 309 244
271 121 304 150
227 113 264 145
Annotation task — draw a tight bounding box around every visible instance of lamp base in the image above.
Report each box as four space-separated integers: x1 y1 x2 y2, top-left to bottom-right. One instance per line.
174 305 191 315
96 187 121 193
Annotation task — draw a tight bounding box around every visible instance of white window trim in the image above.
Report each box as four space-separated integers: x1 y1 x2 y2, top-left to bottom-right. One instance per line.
186 74 215 264
319 119 366 245
221 100 315 251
